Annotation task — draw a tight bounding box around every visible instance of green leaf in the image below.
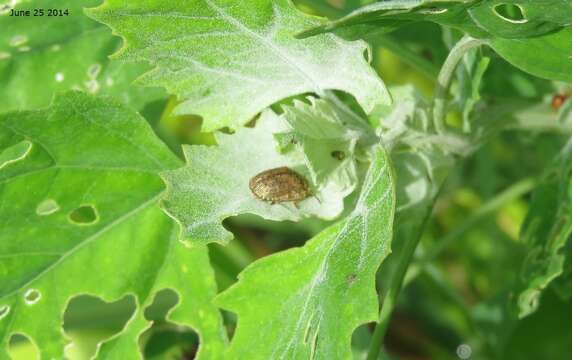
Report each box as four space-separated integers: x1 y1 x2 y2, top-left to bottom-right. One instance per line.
0 0 165 113
301 0 571 39
379 86 464 213
275 95 377 192
453 52 490 133
468 1 569 39
0 92 226 359
161 98 371 245
490 27 572 83
86 0 389 131
216 146 395 359
299 0 572 82
298 1 487 39
516 141 572 318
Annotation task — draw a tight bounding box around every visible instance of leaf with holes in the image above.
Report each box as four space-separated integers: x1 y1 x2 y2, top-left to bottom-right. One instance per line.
299 0 572 82
161 97 374 245
0 0 165 113
215 146 395 359
516 142 572 318
85 0 389 131
0 92 226 359
299 0 482 38
301 0 571 39
468 0 571 39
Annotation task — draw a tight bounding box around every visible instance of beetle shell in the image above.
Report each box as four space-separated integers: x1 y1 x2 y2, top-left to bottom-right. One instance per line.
249 167 310 203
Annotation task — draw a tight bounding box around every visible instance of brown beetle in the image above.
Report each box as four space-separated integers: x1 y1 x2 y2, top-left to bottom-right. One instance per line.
249 167 310 204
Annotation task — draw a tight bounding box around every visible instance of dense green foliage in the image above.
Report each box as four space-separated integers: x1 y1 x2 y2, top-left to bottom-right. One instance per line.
1 0 572 359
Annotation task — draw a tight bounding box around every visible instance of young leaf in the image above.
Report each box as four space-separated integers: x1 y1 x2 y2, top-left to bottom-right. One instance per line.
275 96 377 197
0 92 226 359
378 86 468 214
0 0 165 113
161 98 371 245
516 141 572 318
86 0 389 131
216 146 395 359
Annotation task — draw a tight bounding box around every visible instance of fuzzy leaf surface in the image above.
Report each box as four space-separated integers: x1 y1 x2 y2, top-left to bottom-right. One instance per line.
86 0 389 130
0 92 226 359
216 146 395 359
162 98 371 245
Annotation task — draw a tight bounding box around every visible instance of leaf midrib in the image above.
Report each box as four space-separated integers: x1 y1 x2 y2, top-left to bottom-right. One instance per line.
0 192 164 300
202 0 320 93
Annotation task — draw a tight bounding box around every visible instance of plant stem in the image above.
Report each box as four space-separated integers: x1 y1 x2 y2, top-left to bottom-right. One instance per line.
424 177 535 261
433 36 486 134
366 207 434 360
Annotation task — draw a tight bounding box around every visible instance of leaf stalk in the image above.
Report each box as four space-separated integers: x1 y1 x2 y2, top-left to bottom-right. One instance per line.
433 36 486 134
366 206 434 360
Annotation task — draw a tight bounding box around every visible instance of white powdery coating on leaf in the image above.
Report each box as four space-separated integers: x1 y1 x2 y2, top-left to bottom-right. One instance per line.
161 109 352 245
216 147 395 359
87 0 389 130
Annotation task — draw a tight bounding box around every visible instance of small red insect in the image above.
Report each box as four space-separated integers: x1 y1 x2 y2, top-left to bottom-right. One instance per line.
552 93 570 112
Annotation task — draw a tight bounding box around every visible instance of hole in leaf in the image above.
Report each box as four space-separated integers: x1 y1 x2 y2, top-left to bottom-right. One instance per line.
141 289 199 359
63 295 136 360
221 309 237 341
8 333 39 360
24 289 41 305
0 304 10 320
142 324 199 359
68 205 98 225
36 199 60 216
493 3 527 23
352 324 373 356
144 289 179 321
0 140 32 170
